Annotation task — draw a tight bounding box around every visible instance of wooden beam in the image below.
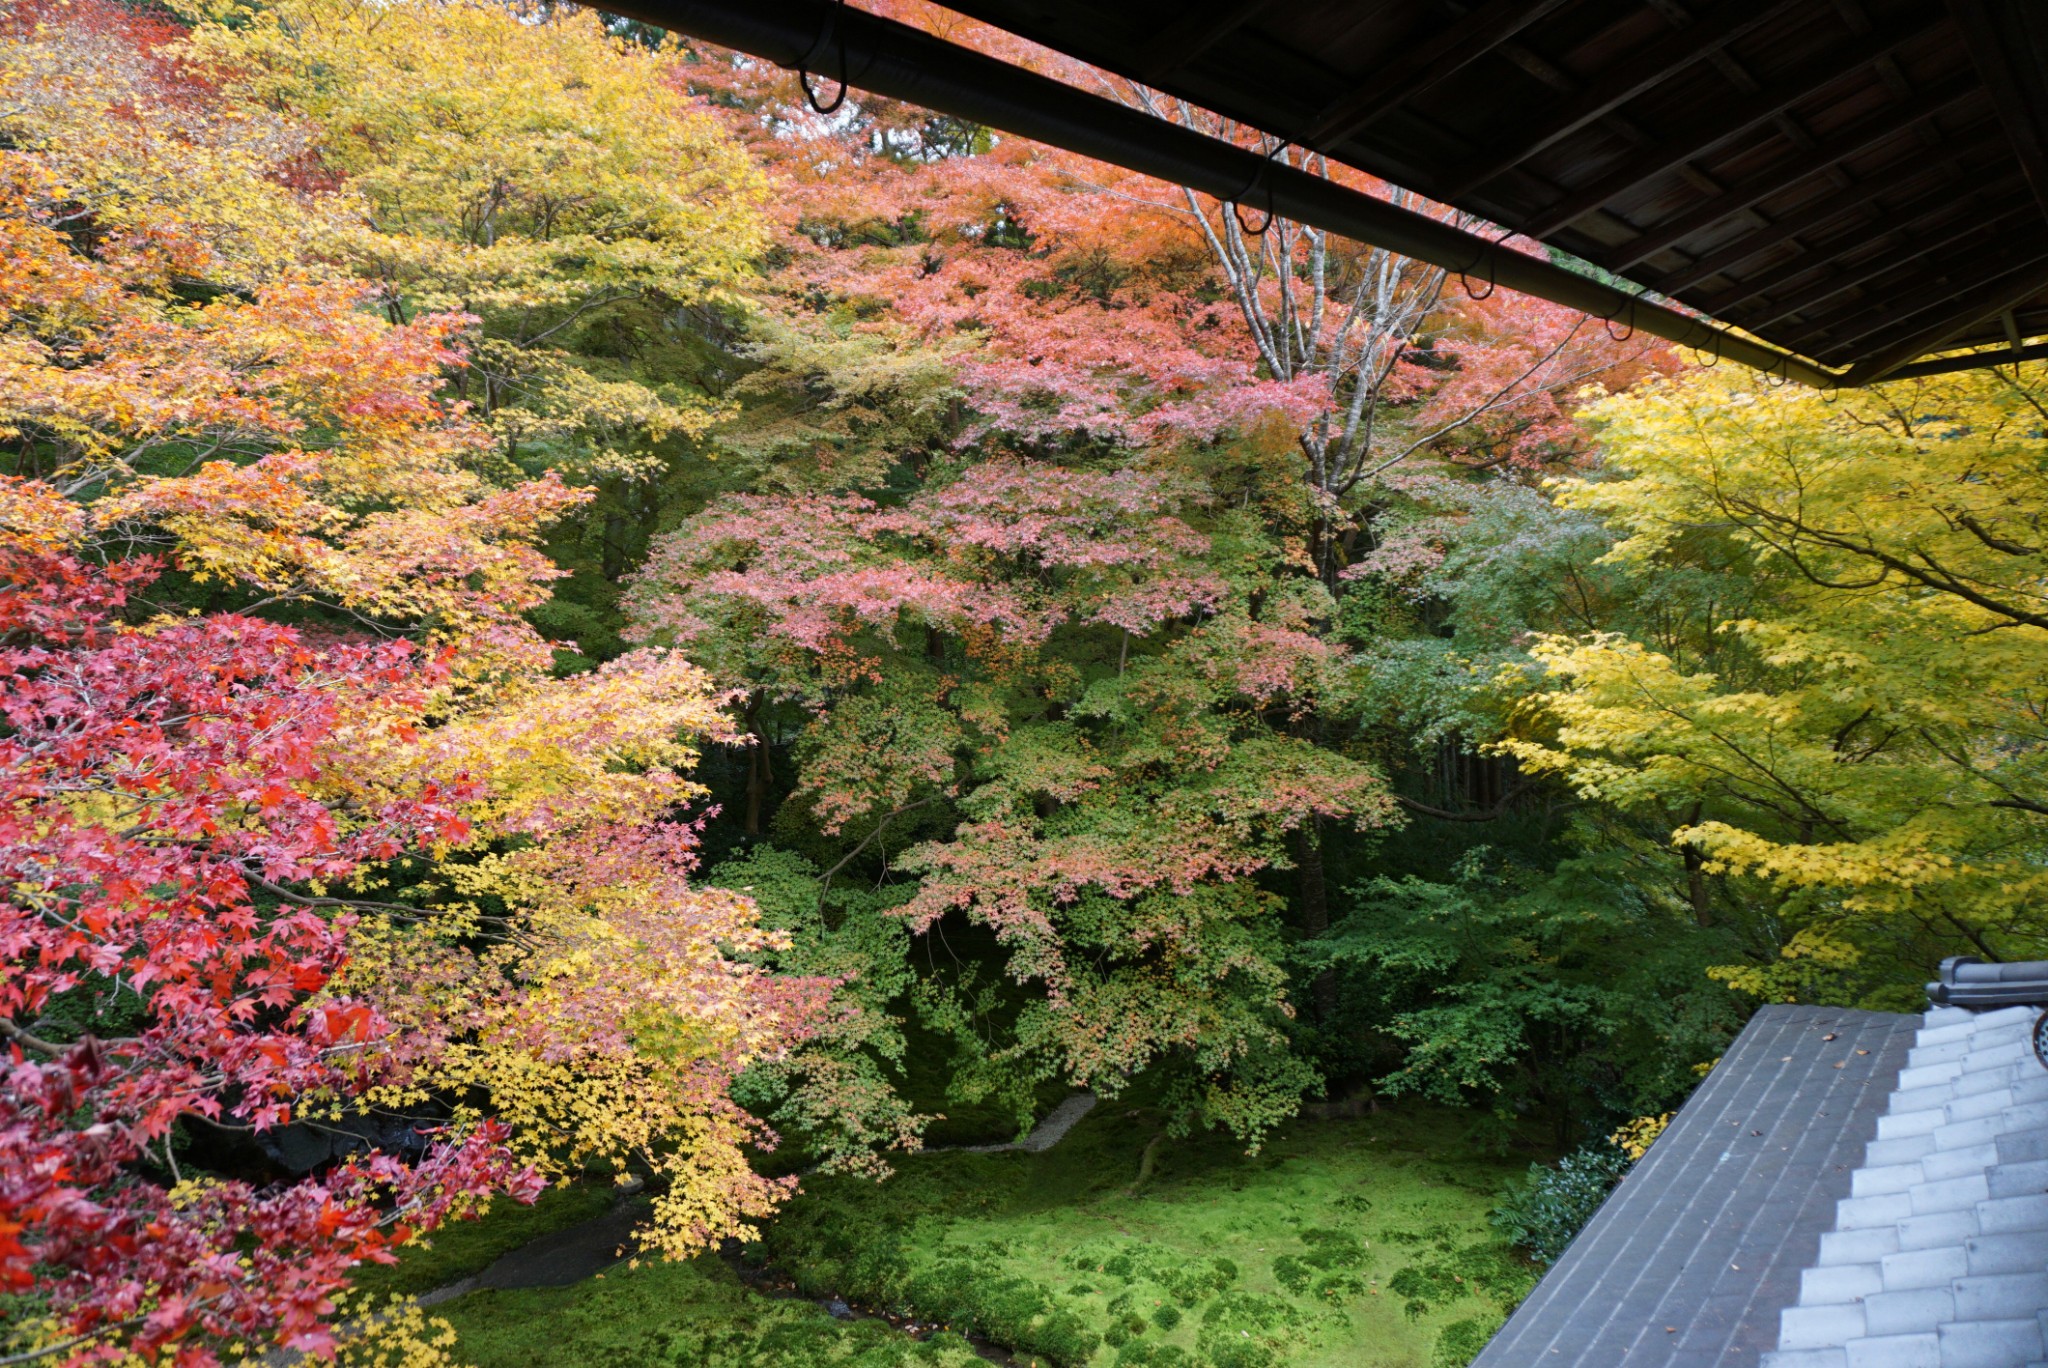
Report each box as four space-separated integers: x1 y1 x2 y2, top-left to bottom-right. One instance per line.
1802 246 2048 357
1607 73 1980 271
1671 150 2007 303
1518 9 1950 240
1740 202 2039 330
1841 256 2048 383
1946 0 2048 223
1883 337 2048 381
1301 0 1576 150
1650 146 2005 294
1137 0 1282 83
1704 192 2033 319
1443 0 1798 198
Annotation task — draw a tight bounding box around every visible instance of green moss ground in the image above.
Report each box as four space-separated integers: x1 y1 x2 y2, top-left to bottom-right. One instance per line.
410 1101 1536 1368
432 1258 987 1367
756 1102 1536 1368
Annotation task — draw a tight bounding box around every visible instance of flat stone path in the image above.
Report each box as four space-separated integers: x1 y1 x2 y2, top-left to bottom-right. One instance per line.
954 1091 1097 1155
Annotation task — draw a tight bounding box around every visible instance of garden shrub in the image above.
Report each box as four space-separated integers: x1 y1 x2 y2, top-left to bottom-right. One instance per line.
1434 1317 1498 1368
1490 1144 1630 1264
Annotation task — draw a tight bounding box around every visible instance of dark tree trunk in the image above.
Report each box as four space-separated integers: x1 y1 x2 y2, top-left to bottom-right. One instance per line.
1679 801 1714 927
743 696 772 836
1294 816 1337 1023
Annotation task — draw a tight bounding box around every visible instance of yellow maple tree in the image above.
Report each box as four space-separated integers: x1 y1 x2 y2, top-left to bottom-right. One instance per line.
194 0 771 478
1501 361 2048 1003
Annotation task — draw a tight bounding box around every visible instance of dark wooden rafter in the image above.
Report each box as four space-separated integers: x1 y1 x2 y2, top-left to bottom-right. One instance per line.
1647 154 1986 295
1136 0 1280 84
1606 71 1982 271
1841 256 2048 383
1444 0 1800 199
1946 0 2048 221
1703 187 2039 317
1519 8 1952 241
1744 198 2048 329
1804 247 2048 358
1299 0 1576 150
1833 0 2048 379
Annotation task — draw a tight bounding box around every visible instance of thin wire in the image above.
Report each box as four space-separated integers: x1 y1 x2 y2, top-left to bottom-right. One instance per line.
797 0 849 115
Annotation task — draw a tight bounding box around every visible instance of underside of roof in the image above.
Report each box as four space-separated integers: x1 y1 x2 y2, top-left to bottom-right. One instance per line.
612 0 2048 387
934 0 2048 385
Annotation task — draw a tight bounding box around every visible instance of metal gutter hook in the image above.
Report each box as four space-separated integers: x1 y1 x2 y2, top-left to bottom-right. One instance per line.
798 0 850 115
1229 137 1288 237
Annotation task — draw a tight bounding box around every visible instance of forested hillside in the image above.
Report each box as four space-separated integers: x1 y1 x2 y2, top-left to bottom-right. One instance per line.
3 1 2044 1364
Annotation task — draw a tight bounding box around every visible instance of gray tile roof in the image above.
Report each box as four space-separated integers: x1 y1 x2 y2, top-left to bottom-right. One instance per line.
1760 1004 2048 1368
1471 1003 1924 1367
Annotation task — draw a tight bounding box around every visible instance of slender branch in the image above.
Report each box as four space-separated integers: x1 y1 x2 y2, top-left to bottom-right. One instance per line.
0 1017 65 1056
